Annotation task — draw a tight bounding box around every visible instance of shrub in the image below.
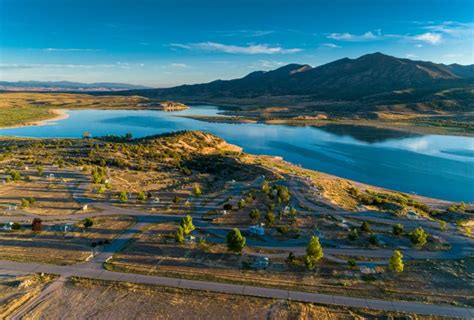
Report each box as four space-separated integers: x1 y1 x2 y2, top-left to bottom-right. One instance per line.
180 215 195 235
348 228 359 241
409 227 428 247
347 259 357 269
360 221 371 233
11 222 21 230
249 208 260 221
392 224 404 236
265 211 275 225
137 191 146 201
119 191 128 203
83 218 93 229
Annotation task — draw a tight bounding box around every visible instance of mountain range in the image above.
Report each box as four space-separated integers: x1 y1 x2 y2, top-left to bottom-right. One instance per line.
0 81 151 92
126 53 474 113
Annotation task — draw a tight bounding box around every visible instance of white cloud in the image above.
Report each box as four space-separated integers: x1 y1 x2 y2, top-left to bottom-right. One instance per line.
326 31 381 42
412 32 442 45
170 42 302 54
423 21 474 38
321 43 341 48
405 53 418 59
40 48 101 52
170 63 189 68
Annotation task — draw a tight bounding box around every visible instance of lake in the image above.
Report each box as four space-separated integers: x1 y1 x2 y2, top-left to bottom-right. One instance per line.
1 106 473 202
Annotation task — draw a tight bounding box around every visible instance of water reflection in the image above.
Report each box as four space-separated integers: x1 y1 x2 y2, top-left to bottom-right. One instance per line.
0 107 473 201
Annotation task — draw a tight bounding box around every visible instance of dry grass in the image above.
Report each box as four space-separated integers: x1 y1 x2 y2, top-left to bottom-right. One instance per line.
21 276 436 319
0 273 56 318
0 215 134 265
0 92 147 127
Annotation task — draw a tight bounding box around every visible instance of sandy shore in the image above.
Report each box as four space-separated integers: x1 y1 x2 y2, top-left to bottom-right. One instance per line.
1 109 69 129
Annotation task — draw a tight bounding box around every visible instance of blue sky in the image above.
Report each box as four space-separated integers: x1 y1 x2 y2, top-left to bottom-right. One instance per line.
1 0 473 87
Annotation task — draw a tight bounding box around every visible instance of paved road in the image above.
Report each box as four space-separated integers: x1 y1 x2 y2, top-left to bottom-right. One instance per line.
0 260 472 318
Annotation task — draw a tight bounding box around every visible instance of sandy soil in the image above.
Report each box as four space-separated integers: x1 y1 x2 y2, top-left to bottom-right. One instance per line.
21 277 428 320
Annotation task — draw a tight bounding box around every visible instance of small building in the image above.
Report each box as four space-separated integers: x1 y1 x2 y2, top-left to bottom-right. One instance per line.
153 197 160 203
250 256 269 270
48 173 55 179
51 224 74 233
249 223 265 236
7 204 17 211
281 206 290 215
220 210 227 215
82 204 88 211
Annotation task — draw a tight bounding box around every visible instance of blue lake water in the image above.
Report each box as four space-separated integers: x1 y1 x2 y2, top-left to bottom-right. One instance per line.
1 106 473 202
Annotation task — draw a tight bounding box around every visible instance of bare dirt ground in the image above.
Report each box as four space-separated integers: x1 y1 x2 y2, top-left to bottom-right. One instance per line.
0 215 134 265
21 277 439 320
0 273 56 318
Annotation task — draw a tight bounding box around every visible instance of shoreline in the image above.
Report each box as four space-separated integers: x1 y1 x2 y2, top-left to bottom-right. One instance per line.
0 109 69 129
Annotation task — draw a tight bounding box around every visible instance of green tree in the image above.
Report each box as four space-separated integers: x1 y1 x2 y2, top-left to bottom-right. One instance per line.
265 210 275 225
360 221 371 233
37 166 44 176
409 227 428 247
392 224 404 236
119 191 128 203
173 196 182 204
348 228 359 241
83 218 93 229
11 222 21 231
304 236 323 270
439 221 448 232
249 208 260 222
180 215 195 235
347 258 357 269
226 228 246 253
137 191 146 201
389 249 404 273
193 184 202 197
238 199 245 209
10 170 21 181
261 180 270 193
175 226 185 243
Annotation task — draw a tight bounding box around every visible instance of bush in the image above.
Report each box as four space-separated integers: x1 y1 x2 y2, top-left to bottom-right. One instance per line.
137 191 146 201
265 211 275 225
392 224 404 236
409 227 428 247
348 228 359 241
360 221 371 233
83 218 93 229
119 191 128 203
193 184 202 197
369 234 379 245
249 208 260 221
347 259 357 269
276 225 289 235
180 215 195 235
